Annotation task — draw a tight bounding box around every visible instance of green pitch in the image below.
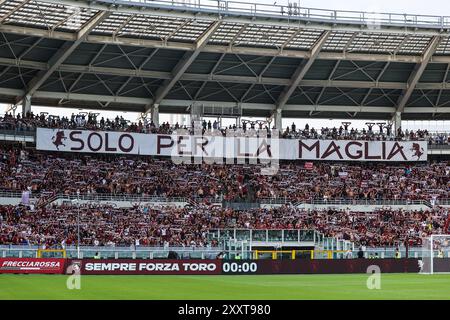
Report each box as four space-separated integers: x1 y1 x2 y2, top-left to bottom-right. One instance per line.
1 274 450 300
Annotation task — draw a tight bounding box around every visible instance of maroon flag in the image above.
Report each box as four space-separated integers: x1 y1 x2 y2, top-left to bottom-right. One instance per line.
304 162 313 170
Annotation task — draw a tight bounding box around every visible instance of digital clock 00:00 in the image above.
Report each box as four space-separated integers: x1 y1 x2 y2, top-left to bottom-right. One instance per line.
222 262 258 274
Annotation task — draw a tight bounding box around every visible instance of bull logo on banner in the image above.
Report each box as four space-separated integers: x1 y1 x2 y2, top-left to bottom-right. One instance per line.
52 130 67 150
410 143 424 160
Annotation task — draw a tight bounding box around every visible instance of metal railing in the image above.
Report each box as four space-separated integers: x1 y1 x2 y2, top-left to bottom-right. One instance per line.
0 191 39 199
0 245 223 259
0 129 35 136
438 199 450 206
428 144 450 149
57 193 203 204
2 245 448 259
307 199 433 207
103 0 450 28
1 190 444 208
0 129 35 143
1 190 446 208
363 246 450 259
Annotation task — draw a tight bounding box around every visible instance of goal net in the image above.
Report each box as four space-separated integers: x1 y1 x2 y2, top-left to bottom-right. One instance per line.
37 249 67 258
420 235 450 274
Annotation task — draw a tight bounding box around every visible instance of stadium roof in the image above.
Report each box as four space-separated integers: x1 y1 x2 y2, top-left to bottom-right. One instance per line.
1 0 450 120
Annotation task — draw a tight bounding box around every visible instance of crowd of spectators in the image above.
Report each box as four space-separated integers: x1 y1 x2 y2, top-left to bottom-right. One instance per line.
0 203 448 248
0 145 448 202
1 111 449 144
281 122 448 145
0 113 448 251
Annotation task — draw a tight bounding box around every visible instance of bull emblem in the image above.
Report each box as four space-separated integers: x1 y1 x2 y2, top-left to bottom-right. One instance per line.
410 143 424 160
52 130 66 150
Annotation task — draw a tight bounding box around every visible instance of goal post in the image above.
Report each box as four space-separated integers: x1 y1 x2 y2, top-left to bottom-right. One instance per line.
37 249 67 258
421 235 450 274
253 250 347 260
253 250 296 260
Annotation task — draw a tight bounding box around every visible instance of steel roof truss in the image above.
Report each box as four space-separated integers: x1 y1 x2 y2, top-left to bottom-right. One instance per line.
138 48 159 70
243 84 281 103
258 55 276 79
275 30 331 111
92 45 148 67
176 80 194 100
94 74 115 96
214 54 265 75
318 87 360 106
70 74 122 94
39 71 76 91
217 81 239 102
0 32 18 59
115 76 132 96
0 67 34 87
436 63 450 106
240 83 255 102
197 82 242 101
20 10 110 102
209 52 226 76
396 36 442 113
112 14 136 38
234 54 258 77
332 61 380 81
193 81 207 100
146 20 222 111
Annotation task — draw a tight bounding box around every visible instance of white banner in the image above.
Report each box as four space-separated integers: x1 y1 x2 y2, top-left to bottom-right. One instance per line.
36 128 428 162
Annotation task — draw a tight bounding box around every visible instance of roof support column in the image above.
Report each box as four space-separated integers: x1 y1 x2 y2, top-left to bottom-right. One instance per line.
151 104 159 127
274 108 282 131
22 94 31 117
392 111 402 135
190 103 202 123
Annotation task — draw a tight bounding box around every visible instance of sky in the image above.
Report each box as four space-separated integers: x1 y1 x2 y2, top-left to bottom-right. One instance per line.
1 0 450 131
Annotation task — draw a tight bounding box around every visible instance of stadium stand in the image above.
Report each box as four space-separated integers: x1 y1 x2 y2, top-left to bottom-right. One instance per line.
0 138 448 255
0 145 448 202
1 112 449 144
0 0 448 267
0 204 448 248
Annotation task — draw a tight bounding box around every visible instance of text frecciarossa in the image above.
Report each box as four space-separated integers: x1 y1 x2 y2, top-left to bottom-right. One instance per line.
1 260 61 268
